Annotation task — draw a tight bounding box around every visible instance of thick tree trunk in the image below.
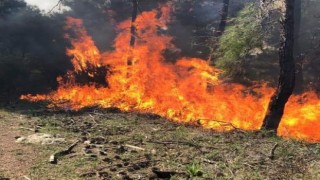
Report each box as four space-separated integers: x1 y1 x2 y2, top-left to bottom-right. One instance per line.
261 0 295 132
293 0 303 93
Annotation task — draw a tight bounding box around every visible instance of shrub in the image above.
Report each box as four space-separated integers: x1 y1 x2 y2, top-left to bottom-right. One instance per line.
215 3 263 78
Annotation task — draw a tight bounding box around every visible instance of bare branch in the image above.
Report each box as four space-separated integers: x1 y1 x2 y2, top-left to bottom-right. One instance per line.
48 0 63 14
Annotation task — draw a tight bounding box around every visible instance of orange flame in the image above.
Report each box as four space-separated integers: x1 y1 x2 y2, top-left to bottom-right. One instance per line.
21 7 320 143
64 17 101 72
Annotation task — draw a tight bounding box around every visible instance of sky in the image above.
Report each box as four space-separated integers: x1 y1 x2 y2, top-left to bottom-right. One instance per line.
24 0 69 13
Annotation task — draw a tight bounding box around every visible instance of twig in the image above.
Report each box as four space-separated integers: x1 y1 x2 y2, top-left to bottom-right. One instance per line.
202 158 216 164
269 143 279 160
50 140 80 164
48 0 63 13
89 114 98 124
197 118 243 131
124 144 145 151
22 176 31 180
19 126 35 132
90 112 105 116
242 162 255 168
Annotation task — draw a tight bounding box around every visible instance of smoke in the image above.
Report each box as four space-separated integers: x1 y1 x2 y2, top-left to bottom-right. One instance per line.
0 1 70 100
167 0 252 60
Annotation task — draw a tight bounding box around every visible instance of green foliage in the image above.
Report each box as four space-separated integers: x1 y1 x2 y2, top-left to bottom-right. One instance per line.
215 3 263 78
186 161 203 178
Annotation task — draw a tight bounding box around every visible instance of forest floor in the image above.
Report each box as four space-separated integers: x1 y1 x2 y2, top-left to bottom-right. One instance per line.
1 102 320 180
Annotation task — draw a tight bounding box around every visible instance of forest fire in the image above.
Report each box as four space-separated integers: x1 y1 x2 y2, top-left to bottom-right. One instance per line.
21 7 320 143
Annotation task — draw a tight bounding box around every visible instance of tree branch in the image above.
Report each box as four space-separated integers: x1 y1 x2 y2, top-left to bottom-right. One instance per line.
48 0 63 14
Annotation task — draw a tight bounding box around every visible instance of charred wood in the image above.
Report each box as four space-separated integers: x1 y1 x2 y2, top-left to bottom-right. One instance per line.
262 0 296 132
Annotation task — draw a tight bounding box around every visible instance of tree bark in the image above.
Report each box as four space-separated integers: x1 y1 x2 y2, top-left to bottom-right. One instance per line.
261 0 295 132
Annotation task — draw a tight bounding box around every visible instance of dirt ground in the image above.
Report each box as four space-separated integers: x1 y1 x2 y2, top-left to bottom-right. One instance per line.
0 110 38 179
1 103 320 179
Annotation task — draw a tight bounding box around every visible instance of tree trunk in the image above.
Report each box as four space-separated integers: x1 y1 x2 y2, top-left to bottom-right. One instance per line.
208 0 229 62
261 0 295 132
127 0 138 68
293 0 303 94
214 0 229 37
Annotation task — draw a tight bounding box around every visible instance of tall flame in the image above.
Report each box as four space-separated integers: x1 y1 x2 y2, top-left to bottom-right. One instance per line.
21 7 320 143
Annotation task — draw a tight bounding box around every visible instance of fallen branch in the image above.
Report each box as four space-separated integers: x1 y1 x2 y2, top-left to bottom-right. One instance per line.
50 140 80 164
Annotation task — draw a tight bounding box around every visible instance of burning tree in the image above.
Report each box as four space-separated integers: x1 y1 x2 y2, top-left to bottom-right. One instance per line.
262 0 295 132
